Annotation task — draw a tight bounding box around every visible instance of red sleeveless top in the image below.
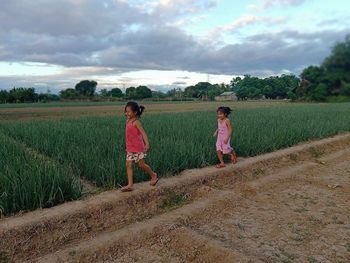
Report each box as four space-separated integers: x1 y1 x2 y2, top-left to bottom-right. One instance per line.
126 120 145 153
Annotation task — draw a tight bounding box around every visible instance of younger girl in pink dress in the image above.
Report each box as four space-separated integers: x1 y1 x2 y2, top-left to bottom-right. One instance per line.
213 106 237 168
121 102 158 192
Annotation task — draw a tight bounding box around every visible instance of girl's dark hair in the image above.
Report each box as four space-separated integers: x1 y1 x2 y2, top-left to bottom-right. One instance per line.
217 106 232 116
125 101 145 117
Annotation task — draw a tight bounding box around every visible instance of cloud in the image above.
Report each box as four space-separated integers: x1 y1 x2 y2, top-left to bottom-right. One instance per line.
172 81 187 85
206 29 348 75
248 0 307 11
154 0 217 15
206 15 287 39
0 0 349 90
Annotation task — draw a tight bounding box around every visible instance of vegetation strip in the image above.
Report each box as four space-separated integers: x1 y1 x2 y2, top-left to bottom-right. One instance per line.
0 131 82 216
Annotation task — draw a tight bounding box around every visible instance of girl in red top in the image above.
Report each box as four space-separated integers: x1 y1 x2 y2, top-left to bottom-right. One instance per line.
121 101 158 192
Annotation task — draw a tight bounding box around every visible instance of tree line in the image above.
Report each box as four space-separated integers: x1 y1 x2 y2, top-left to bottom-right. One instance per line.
294 35 350 102
0 35 349 104
0 87 59 103
231 74 299 100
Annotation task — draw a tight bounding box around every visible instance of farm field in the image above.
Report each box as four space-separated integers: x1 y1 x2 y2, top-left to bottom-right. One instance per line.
1 132 349 262
0 100 299 121
0 101 350 216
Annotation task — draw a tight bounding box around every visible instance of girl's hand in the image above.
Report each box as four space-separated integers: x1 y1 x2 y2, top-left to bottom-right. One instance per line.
213 130 218 137
224 137 229 144
145 144 150 152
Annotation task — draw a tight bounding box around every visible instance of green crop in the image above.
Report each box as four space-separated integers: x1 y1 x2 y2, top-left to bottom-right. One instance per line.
0 132 82 216
0 102 349 215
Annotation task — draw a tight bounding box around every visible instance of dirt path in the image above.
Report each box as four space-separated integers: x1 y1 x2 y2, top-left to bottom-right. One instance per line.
1 133 350 262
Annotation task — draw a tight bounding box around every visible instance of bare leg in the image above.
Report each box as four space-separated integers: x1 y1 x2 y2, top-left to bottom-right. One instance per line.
121 160 134 190
137 159 157 183
230 150 237 164
216 150 225 165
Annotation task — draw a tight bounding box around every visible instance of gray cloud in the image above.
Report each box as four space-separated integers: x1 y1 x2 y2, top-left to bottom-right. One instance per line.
0 0 349 89
0 0 147 36
97 26 348 76
172 81 187 85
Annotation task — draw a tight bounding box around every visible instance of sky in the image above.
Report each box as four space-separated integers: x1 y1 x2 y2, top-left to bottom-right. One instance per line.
0 0 349 93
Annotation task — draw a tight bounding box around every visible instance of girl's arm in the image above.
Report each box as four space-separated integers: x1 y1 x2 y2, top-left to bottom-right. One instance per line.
134 120 150 152
224 119 232 144
213 128 218 137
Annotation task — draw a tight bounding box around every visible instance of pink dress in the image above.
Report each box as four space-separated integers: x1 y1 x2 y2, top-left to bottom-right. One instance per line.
126 120 145 153
216 119 233 154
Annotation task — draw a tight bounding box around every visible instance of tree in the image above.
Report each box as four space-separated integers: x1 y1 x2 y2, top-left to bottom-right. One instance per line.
311 83 328 101
126 87 136 98
110 88 124 98
322 34 350 82
135 86 152 99
38 93 49 102
233 75 262 100
293 35 350 101
0 90 9 103
8 87 37 103
184 82 206 98
340 81 350 96
298 66 326 98
60 88 79 99
184 82 227 100
75 80 97 97
287 90 297 100
100 89 109 97
152 90 167 99
230 77 242 89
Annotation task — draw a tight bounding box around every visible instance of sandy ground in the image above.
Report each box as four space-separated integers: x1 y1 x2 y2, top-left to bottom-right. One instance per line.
0 133 349 262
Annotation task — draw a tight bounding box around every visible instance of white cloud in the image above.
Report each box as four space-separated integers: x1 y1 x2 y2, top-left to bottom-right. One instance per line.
206 15 287 39
248 0 307 11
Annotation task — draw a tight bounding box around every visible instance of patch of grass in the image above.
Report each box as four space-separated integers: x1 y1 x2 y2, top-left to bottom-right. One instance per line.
170 251 180 257
308 216 323 225
326 95 350 103
307 256 319 263
345 242 350 252
309 146 324 158
332 216 344 224
326 200 336 207
290 226 311 243
289 153 298 161
235 222 245 231
0 251 9 263
275 248 296 263
237 234 245 239
159 191 188 210
294 207 308 213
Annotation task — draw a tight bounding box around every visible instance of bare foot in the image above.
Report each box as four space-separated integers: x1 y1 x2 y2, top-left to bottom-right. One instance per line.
121 185 133 192
215 163 226 168
231 152 237 164
150 173 158 186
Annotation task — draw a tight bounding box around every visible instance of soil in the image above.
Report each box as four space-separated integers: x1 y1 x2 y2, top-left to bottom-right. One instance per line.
0 133 349 262
0 101 299 121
